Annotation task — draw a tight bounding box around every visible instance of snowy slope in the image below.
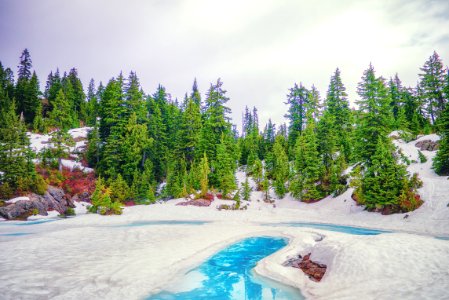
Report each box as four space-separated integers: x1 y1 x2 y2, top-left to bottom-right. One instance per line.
0 133 447 300
27 127 92 172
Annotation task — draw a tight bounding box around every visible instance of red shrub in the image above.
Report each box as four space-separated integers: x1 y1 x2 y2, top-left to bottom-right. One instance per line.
205 193 214 201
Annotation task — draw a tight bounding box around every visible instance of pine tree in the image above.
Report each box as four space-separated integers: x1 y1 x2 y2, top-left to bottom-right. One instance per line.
261 171 271 201
46 69 62 113
147 99 167 182
419 51 446 124
17 49 32 80
49 89 73 131
354 64 393 163
215 134 237 197
86 121 101 168
324 68 353 160
0 100 43 195
119 113 153 183
197 79 232 163
291 115 322 202
241 176 252 200
99 78 126 140
125 71 146 123
131 160 155 203
15 49 40 125
0 62 15 107
433 103 449 175
109 174 130 203
199 153 210 197
178 98 202 164
252 158 263 190
86 79 98 126
361 137 409 210
285 83 309 154
272 135 289 198
67 68 86 122
190 78 202 107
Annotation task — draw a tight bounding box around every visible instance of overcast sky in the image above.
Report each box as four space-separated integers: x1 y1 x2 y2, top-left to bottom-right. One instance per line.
1 0 448 130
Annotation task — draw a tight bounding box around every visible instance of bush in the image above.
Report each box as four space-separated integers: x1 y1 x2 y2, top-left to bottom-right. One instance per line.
399 130 415 143
33 174 47 195
60 207 76 217
90 178 123 215
0 183 14 200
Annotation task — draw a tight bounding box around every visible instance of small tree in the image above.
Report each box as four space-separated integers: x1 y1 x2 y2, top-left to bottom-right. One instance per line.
199 152 209 197
252 158 263 190
241 177 252 200
418 150 427 163
261 172 270 200
90 178 123 215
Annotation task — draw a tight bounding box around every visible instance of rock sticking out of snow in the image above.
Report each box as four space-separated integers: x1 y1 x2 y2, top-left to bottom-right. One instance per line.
415 140 439 151
290 253 327 282
176 198 213 207
0 186 74 220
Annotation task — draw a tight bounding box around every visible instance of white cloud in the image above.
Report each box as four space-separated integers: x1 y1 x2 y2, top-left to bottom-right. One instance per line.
0 0 448 131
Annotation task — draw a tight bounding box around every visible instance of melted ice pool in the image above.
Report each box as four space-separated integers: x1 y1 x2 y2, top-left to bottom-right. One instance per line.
147 236 303 300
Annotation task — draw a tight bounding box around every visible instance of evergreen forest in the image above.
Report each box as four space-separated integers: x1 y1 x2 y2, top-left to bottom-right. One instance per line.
1 49 449 215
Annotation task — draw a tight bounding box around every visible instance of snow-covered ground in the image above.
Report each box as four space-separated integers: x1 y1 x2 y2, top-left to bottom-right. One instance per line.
0 133 448 299
27 127 93 172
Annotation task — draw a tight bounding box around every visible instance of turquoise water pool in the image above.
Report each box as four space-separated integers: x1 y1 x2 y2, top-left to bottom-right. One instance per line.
263 222 391 235
147 236 303 300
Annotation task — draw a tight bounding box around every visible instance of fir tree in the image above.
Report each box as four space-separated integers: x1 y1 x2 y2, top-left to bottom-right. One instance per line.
354 64 393 163
49 89 72 131
291 115 322 201
46 69 62 113
99 78 126 140
285 83 309 153
190 78 202 107
252 158 263 190
86 78 98 126
272 135 289 198
15 50 40 125
86 122 101 168
197 79 232 163
261 171 271 201
199 153 210 197
125 71 146 123
419 51 446 124
324 68 353 160
241 176 252 201
178 98 202 164
361 137 410 210
109 174 130 203
215 135 237 197
0 100 42 195
119 113 153 183
67 68 86 122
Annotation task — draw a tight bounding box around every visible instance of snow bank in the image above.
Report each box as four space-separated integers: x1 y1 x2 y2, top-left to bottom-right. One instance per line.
5 196 30 203
68 127 91 139
61 159 94 173
0 133 447 299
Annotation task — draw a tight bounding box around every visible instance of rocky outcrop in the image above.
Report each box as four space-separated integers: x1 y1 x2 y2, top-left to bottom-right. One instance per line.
0 186 75 220
415 140 439 151
285 253 327 282
176 198 212 207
